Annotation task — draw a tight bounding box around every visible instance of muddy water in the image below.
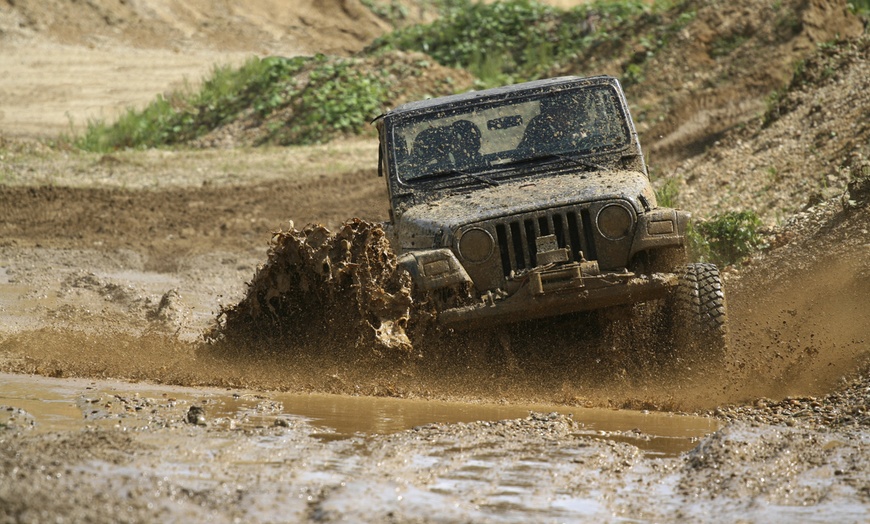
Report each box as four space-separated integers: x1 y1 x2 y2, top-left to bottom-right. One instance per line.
5 371 865 523
0 372 716 456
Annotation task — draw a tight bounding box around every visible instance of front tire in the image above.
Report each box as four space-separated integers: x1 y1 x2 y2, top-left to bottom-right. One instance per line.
666 263 728 368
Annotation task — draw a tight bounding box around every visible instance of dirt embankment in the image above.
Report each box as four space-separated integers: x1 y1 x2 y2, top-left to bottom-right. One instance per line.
628 0 863 170
547 0 865 221
0 0 407 136
676 34 870 222
0 0 391 54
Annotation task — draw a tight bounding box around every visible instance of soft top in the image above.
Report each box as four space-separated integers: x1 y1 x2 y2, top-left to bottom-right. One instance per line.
384 75 618 118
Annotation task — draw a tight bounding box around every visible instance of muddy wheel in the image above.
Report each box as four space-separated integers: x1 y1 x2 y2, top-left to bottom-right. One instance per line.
666 263 728 368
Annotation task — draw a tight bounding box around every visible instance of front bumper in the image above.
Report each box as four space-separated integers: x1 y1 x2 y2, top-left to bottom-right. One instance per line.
437 263 677 329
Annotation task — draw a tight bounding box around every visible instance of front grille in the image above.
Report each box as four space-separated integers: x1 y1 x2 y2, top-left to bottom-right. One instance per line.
494 206 597 277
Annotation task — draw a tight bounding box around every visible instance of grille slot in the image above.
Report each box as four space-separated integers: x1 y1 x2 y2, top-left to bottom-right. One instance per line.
494 207 593 277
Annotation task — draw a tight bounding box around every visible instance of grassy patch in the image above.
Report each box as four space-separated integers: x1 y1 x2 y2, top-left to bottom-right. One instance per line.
72 56 394 152
710 33 749 58
262 59 388 145
691 210 765 266
653 180 766 268
361 0 410 24
654 178 681 208
849 0 870 20
369 0 657 86
74 56 310 152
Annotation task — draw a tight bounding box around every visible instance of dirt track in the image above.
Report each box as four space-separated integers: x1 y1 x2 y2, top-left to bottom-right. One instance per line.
1 138 869 522
1 141 867 407
1 0 870 521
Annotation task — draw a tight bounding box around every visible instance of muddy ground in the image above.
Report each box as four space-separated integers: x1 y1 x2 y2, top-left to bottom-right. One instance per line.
2 0 870 521
1 140 869 522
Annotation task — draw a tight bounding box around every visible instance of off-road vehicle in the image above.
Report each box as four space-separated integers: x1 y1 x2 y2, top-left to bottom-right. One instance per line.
374 75 727 354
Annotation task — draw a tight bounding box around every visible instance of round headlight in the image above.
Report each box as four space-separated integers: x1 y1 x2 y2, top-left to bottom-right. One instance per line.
458 228 494 263
596 203 634 240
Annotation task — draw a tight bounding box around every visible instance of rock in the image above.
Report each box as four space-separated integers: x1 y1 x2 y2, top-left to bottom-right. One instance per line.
186 406 206 426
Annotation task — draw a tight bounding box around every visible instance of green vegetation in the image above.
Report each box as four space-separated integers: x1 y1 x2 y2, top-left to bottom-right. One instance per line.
70 0 699 151
654 178 681 208
76 56 303 151
655 179 764 266
369 0 661 86
848 0 870 17
263 59 387 145
654 179 764 266
692 211 765 266
361 0 479 25
74 55 390 152
710 33 749 58
361 0 409 23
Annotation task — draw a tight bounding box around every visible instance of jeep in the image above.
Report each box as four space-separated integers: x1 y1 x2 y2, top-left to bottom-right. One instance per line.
374 76 727 354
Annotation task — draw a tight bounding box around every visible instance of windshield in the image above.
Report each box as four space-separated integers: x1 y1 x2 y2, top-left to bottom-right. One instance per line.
390 84 630 183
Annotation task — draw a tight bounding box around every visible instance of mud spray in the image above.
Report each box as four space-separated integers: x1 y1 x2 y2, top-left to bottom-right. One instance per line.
200 194 870 410
2 200 868 411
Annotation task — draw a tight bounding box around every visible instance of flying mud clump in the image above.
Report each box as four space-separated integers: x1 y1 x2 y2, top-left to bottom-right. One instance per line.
211 219 420 354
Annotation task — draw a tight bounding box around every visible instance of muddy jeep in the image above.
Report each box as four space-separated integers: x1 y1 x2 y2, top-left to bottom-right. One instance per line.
375 76 727 354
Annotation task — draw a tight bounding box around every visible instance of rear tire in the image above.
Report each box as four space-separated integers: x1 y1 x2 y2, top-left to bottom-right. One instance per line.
666 263 728 369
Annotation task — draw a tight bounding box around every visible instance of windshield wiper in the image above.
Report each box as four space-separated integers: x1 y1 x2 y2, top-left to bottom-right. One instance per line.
418 167 499 187
551 154 610 172
465 171 500 187
499 153 609 172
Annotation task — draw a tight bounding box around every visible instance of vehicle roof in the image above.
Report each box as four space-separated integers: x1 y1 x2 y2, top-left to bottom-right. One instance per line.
383 75 618 118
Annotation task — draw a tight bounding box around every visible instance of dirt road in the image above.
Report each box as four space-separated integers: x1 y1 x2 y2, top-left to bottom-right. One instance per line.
1 139 869 522
1 0 869 521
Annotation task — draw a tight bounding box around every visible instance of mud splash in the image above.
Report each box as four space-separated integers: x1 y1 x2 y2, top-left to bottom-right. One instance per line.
2 201 869 413
722 199 870 403
212 219 416 353
203 200 870 411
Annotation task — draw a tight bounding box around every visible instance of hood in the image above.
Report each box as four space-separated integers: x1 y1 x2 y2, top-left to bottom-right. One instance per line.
396 170 655 246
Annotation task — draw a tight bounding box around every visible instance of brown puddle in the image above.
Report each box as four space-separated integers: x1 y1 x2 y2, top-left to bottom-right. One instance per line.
0 372 717 456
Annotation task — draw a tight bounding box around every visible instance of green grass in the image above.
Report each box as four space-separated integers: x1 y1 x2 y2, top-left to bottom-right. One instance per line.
654 179 764 266
655 178 681 208
848 0 870 16
74 56 310 152
710 33 749 58
368 0 658 86
73 55 392 152
360 0 410 24
263 59 388 145
691 210 765 266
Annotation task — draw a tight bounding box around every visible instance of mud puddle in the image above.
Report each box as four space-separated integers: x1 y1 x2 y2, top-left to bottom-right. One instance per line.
0 372 717 456
4 371 864 523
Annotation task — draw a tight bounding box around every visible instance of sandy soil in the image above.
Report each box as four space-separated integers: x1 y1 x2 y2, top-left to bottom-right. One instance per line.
0 42 258 137
1 0 869 522
0 0 393 136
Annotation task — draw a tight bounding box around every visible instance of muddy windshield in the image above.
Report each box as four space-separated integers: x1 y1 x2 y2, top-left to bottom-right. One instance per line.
390 84 630 183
